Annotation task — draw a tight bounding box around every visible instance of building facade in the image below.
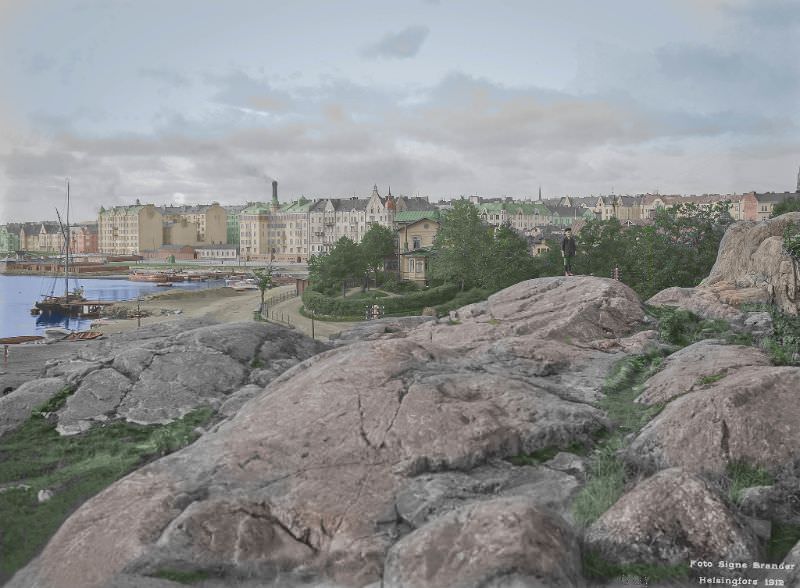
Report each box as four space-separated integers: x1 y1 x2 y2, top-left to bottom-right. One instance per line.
98 203 163 255
70 223 99 254
159 203 227 244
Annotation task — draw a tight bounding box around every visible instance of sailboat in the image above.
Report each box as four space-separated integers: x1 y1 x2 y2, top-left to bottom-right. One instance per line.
30 180 88 316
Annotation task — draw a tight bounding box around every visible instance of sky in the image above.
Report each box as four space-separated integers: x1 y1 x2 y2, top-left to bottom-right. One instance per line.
0 0 798 221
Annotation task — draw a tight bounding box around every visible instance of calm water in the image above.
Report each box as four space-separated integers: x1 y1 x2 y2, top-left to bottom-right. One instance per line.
0 274 223 338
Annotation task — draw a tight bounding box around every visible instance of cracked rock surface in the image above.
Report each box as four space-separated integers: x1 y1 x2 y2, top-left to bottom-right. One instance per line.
8 277 645 588
32 320 328 435
626 364 800 475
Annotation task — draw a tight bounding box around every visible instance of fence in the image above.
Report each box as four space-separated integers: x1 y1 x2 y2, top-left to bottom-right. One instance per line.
255 288 298 326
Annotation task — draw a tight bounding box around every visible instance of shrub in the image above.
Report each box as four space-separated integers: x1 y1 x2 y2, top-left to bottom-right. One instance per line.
302 284 458 317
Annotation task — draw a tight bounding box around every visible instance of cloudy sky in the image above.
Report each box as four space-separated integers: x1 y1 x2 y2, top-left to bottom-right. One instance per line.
1 0 798 221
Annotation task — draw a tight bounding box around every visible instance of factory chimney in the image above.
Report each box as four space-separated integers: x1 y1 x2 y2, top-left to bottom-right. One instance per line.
271 180 279 213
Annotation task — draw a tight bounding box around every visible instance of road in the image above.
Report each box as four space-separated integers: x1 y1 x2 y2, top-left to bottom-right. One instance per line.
267 294 358 341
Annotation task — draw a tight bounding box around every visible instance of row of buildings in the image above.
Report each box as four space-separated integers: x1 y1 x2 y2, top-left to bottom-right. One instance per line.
3 182 799 264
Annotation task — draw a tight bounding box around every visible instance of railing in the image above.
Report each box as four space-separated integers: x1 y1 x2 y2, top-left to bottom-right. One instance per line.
254 288 298 325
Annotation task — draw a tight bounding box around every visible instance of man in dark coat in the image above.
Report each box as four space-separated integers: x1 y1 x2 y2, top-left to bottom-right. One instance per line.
561 227 576 276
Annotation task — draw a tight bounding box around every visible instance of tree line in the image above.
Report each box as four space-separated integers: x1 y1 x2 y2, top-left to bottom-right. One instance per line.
308 200 733 301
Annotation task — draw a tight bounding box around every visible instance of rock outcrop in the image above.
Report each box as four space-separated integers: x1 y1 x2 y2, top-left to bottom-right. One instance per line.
648 212 800 319
626 365 800 474
586 468 760 567
635 340 771 405
24 320 329 436
8 277 646 588
383 497 584 588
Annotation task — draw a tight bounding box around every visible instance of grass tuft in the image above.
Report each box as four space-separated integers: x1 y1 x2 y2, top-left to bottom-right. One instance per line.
726 461 774 504
582 549 690 582
766 522 800 563
0 406 214 583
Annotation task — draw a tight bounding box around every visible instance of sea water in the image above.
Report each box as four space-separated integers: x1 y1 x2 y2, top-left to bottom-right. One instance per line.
0 274 222 338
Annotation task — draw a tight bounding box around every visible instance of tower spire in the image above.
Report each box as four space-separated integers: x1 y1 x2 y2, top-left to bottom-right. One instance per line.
796 165 800 193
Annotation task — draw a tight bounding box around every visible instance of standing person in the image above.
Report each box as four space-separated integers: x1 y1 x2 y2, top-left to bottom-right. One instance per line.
561 228 576 276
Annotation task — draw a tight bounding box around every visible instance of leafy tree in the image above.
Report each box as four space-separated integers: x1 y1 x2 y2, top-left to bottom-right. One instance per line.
429 200 492 290
360 224 396 288
771 197 800 217
325 237 367 297
252 265 273 312
482 223 538 289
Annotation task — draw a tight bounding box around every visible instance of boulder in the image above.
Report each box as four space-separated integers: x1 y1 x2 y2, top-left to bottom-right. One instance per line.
329 316 436 345
383 497 584 588
0 377 67 436
636 340 771 405
394 459 582 530
648 213 800 320
738 458 800 525
7 277 644 588
585 468 760 567
6 320 331 433
626 366 800 474
646 286 754 324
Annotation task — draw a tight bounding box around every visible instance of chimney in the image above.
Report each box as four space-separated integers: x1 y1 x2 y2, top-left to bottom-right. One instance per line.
271 180 279 213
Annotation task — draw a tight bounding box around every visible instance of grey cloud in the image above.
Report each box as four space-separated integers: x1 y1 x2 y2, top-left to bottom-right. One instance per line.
360 25 429 59
138 67 192 87
726 0 800 30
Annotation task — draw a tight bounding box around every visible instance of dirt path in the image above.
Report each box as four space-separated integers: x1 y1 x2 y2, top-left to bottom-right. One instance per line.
268 295 359 340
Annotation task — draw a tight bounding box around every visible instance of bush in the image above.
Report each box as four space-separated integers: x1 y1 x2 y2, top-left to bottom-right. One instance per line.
302 283 458 317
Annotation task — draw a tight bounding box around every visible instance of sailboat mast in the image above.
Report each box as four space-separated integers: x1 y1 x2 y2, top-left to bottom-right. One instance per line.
65 179 70 297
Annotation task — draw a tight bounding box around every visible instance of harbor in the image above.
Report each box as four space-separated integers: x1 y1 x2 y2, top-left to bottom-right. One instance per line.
0 274 225 339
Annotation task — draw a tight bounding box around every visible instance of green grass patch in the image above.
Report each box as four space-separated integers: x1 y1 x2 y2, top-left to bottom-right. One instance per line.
582 550 690 583
151 568 220 584
599 352 666 435
249 357 265 369
0 405 214 583
572 436 627 527
726 461 775 504
337 290 389 300
697 371 727 386
572 352 667 527
645 305 749 348
766 522 800 563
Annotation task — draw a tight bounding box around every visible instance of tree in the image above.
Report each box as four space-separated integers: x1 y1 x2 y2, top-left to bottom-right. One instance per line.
325 237 367 297
428 200 491 290
771 197 800 217
359 223 396 288
481 223 538 289
252 265 273 314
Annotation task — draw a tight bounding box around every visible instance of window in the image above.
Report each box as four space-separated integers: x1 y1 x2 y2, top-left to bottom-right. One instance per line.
412 236 421 250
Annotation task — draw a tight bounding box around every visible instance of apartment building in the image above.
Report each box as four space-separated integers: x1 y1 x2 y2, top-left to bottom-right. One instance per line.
0 224 21 254
742 192 800 221
98 203 163 255
70 223 99 253
159 203 227 244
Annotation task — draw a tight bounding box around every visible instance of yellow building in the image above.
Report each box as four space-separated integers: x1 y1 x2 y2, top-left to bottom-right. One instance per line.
98 203 163 255
163 219 201 246
239 202 270 260
396 212 441 285
159 203 227 244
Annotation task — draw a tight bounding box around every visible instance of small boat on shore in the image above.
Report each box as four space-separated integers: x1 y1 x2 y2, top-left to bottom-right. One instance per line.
155 283 174 288
0 335 45 345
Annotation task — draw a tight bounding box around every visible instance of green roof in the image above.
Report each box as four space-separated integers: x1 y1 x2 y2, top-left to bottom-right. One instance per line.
241 202 271 214
100 205 146 216
279 199 314 213
395 210 440 223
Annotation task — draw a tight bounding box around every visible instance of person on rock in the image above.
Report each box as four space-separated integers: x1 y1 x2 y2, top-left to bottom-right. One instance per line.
561 227 576 276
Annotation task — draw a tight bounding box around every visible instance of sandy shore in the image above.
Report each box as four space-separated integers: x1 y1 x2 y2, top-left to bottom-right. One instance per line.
93 285 291 335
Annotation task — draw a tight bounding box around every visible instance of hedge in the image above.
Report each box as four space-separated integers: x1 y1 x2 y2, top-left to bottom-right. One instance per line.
302 284 459 317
